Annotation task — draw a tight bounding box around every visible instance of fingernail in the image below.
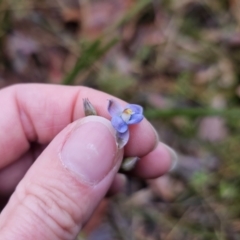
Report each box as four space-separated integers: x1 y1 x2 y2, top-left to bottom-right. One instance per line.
60 117 120 185
151 125 160 148
161 143 178 171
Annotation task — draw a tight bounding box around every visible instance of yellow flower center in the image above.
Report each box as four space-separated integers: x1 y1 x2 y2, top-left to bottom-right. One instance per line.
121 108 134 122
123 108 133 115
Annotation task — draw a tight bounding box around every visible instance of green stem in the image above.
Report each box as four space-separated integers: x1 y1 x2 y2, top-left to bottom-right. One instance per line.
63 38 118 85
145 108 240 119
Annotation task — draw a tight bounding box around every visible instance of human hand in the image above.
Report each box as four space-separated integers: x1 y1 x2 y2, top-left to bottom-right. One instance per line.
0 84 176 239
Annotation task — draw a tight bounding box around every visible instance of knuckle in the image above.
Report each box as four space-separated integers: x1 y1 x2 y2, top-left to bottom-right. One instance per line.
15 180 83 239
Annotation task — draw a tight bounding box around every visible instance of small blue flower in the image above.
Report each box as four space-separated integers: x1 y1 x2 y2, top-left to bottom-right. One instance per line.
108 99 144 148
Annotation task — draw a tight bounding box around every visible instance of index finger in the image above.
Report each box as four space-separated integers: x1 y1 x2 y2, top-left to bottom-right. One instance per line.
0 84 158 168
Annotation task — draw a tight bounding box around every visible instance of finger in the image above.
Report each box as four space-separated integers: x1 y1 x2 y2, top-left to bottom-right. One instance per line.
0 143 46 195
0 84 157 169
0 116 123 239
0 152 32 195
132 143 178 179
107 173 127 196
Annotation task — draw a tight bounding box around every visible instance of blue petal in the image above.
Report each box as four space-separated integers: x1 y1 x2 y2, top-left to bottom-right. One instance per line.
111 115 128 133
108 99 122 117
116 130 129 149
125 104 143 114
127 113 144 124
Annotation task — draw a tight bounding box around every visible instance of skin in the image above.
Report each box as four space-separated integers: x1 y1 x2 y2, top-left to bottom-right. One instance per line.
0 84 172 240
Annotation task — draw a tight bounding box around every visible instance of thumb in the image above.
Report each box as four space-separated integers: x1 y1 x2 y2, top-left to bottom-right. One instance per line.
0 116 123 240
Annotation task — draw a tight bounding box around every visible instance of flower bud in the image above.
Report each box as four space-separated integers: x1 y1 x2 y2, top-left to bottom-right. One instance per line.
83 98 97 116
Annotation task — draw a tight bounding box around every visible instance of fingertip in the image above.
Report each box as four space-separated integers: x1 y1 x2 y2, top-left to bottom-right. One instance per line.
125 118 159 157
133 142 176 179
160 143 178 171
